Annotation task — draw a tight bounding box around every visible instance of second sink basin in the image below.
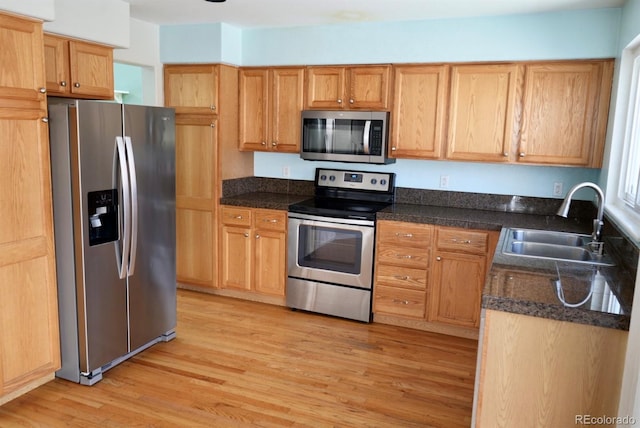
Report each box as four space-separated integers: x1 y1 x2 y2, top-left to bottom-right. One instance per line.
502 228 615 266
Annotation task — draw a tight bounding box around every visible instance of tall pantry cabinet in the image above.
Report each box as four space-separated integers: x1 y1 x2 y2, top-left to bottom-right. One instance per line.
0 12 61 404
164 64 252 289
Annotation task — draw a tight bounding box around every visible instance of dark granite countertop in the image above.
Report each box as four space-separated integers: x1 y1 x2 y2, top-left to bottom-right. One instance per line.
220 192 634 331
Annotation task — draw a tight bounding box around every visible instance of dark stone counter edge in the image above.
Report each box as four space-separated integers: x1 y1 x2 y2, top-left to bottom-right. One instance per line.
482 295 630 330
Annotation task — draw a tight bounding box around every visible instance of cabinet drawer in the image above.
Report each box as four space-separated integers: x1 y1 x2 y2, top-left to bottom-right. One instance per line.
375 264 427 290
220 206 252 226
374 285 426 318
436 227 488 255
377 220 433 247
254 209 287 231
376 243 430 269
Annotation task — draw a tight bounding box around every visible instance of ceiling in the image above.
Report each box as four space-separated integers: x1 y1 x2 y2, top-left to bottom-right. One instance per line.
123 0 626 29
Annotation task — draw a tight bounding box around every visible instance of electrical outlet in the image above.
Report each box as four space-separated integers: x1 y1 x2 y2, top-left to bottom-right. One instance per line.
553 181 564 197
282 166 290 178
440 175 449 189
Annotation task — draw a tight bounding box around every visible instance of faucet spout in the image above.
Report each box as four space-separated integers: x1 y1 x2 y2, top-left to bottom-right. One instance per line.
556 182 605 242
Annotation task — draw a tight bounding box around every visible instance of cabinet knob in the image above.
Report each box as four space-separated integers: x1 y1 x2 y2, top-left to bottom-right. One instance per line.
255 234 260 239
436 256 442 261
39 87 46 94
243 232 249 238
337 99 342 104
41 117 49 123
519 152 526 157
261 141 266 146
349 99 354 104
211 105 216 110
210 123 215 128
503 152 509 157
60 81 67 87
391 147 397 151
272 141 277 147
74 82 80 88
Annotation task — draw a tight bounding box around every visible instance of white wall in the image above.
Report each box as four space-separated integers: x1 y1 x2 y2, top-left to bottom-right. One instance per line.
43 0 129 48
114 18 162 105
0 0 55 21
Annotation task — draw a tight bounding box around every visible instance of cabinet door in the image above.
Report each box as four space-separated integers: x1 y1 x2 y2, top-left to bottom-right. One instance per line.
164 65 218 115
430 251 485 328
220 226 252 291
519 62 603 166
305 66 346 109
348 65 391 109
239 68 269 151
0 14 46 105
0 108 60 396
254 229 286 296
68 40 114 99
390 65 448 159
447 64 521 162
43 34 70 95
175 116 217 286
270 68 304 153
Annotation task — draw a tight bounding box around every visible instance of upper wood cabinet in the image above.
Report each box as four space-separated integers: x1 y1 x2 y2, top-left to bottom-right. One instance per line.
0 14 46 107
518 60 613 167
390 64 449 159
306 65 391 110
43 34 114 99
164 64 219 115
446 64 522 163
239 67 304 153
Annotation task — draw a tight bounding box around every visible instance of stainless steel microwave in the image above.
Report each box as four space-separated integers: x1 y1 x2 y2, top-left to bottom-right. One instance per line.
300 110 395 164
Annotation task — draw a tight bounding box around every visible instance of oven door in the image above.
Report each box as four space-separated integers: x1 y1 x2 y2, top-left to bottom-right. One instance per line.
287 213 375 289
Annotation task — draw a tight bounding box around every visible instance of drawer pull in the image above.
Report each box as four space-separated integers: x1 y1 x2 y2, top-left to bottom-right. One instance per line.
263 219 278 223
395 232 414 238
393 299 410 305
396 254 413 259
233 215 243 219
451 238 473 244
395 275 410 280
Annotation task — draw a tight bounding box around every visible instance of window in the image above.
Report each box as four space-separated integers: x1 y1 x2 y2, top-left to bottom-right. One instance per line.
621 53 640 212
605 40 640 244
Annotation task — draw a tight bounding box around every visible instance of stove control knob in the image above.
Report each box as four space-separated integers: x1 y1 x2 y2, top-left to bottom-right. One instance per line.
329 175 336 181
380 179 387 186
370 178 377 185
320 175 327 181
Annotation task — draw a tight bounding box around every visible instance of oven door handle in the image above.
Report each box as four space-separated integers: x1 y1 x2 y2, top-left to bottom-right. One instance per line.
363 120 371 154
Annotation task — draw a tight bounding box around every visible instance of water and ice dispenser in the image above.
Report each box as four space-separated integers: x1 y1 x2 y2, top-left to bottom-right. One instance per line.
87 189 118 246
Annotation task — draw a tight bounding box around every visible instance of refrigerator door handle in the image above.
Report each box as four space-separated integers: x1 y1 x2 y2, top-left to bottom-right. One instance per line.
124 136 138 276
114 136 131 280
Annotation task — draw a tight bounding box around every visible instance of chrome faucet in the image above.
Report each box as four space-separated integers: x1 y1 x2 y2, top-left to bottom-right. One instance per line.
556 182 605 244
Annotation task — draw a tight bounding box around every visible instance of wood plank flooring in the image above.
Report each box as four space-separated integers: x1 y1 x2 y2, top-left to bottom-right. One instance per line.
0 290 478 427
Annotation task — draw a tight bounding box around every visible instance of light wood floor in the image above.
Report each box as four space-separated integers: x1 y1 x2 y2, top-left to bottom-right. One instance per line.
0 290 478 427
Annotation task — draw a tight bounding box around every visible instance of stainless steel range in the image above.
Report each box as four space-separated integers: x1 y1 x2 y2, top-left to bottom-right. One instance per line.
287 168 396 322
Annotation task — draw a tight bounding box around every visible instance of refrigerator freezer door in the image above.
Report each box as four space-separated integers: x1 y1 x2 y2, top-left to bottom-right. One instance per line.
75 101 129 373
123 104 177 351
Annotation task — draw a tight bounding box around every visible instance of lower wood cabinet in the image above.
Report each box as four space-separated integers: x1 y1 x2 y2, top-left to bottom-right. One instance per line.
473 310 627 427
373 220 498 337
220 206 287 299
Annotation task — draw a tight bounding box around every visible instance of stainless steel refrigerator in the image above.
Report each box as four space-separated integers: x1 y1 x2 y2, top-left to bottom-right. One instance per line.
48 99 176 385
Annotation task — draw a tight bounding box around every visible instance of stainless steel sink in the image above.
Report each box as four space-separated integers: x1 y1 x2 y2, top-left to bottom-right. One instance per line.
510 229 589 247
502 228 615 266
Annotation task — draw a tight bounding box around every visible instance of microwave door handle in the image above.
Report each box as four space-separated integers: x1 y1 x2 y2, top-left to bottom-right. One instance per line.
326 119 334 152
363 120 371 154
